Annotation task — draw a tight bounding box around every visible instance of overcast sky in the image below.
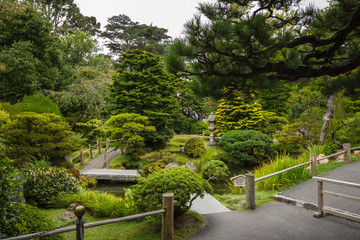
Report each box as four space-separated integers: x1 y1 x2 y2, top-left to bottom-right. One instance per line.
74 0 330 39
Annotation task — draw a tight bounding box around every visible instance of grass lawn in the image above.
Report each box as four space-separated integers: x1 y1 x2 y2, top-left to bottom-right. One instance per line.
39 208 205 240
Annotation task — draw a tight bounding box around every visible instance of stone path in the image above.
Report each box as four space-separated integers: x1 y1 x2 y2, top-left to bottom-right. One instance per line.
80 168 139 181
80 148 122 172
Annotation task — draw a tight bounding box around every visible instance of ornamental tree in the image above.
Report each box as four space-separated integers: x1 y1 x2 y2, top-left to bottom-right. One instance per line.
165 0 360 94
108 50 182 147
106 113 156 155
215 97 265 135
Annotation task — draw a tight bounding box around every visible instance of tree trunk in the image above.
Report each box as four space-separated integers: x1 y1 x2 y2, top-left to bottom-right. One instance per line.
319 76 336 144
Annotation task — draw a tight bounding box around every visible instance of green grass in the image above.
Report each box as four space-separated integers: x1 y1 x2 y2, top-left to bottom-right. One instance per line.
38 208 205 240
108 154 132 168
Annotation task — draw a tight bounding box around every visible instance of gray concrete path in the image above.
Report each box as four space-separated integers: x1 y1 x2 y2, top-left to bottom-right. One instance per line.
189 161 360 240
80 148 122 172
190 193 231 214
276 161 360 214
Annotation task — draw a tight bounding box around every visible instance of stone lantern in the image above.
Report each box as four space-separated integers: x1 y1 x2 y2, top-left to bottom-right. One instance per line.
208 112 216 146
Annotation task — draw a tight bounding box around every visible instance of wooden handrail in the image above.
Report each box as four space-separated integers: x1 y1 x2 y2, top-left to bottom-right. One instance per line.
315 151 345 162
312 177 360 189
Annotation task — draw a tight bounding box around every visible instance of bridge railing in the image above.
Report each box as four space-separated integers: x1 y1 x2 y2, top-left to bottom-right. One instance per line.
4 193 174 240
313 177 360 222
231 143 359 209
65 138 122 167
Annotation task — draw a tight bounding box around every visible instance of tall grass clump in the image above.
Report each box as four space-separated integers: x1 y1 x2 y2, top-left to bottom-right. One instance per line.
51 189 136 218
253 153 309 190
298 144 336 162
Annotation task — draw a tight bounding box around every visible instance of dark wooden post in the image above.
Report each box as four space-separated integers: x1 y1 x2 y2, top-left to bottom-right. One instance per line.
89 144 93 159
310 153 317 177
106 138 110 149
103 149 107 168
343 143 351 164
162 193 174 240
80 148 85 165
97 139 101 154
246 174 255 209
314 180 324 218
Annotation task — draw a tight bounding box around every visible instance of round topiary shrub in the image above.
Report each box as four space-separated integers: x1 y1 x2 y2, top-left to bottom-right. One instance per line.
132 167 213 217
218 130 275 165
0 203 64 239
23 166 80 206
201 160 230 181
184 137 206 158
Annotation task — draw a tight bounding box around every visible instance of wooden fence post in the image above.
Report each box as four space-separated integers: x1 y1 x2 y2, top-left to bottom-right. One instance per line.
162 193 174 240
97 139 101 154
89 144 93 159
343 143 351 164
106 138 110 149
80 148 85 165
310 153 317 177
65 156 73 167
103 149 107 168
246 174 255 210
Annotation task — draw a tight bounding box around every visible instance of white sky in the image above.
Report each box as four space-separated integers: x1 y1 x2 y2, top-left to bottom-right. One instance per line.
75 0 330 39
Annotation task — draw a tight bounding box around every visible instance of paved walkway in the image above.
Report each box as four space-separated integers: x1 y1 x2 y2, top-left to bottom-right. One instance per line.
190 193 230 214
189 161 360 240
80 148 122 172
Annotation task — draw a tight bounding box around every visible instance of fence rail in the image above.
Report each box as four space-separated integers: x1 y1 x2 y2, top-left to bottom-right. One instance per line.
231 143 359 210
4 193 174 240
313 177 360 222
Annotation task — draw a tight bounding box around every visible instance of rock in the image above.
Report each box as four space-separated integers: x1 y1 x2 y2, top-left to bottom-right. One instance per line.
317 154 329 164
354 150 360 157
58 211 76 221
165 162 180 168
185 161 198 172
336 153 344 161
67 203 79 211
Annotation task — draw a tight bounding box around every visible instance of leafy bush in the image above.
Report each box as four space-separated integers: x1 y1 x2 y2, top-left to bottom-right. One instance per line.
66 168 96 188
15 94 62 116
23 166 80 206
253 153 309 191
201 160 229 181
0 158 21 232
185 137 206 158
140 150 178 164
0 203 64 240
52 189 136 218
0 109 10 127
218 130 274 165
1 112 76 166
138 161 166 178
132 167 213 217
172 117 206 134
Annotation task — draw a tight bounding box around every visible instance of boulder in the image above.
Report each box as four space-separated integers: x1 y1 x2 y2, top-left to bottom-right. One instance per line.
165 162 180 168
354 150 360 158
58 211 76 221
336 153 344 161
184 161 198 173
317 154 329 164
67 203 79 211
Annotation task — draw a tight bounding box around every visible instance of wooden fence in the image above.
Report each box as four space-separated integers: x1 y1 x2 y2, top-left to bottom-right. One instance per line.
4 193 174 240
313 177 360 222
231 143 359 210
65 138 121 168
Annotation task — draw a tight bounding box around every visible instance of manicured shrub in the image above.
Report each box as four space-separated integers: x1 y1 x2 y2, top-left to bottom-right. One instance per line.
138 161 166 178
0 203 64 240
52 189 136 218
23 166 80 206
132 167 213 217
66 168 97 188
218 130 274 165
185 137 206 158
139 150 179 177
201 160 229 181
15 94 62 116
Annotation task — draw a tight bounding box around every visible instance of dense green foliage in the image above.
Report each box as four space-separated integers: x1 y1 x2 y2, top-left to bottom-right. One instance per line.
0 158 21 235
52 189 136 218
132 167 213 217
215 97 265 135
1 112 75 166
219 130 274 165
139 150 179 177
23 166 80 206
201 160 229 181
106 113 156 155
0 203 64 239
108 50 181 147
184 137 207 158
15 94 62 116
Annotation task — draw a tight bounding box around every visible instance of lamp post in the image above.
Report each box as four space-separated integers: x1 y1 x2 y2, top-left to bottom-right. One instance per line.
208 112 216 146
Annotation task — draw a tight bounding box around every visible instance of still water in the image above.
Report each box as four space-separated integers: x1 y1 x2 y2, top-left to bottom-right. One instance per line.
94 180 135 196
